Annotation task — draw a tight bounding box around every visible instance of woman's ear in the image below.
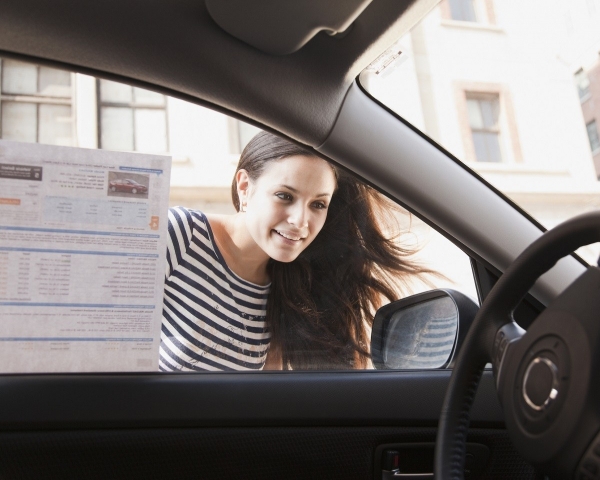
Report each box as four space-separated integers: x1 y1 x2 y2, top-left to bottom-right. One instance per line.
236 169 251 211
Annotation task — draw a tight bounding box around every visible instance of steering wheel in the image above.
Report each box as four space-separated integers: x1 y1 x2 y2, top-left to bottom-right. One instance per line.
434 211 600 479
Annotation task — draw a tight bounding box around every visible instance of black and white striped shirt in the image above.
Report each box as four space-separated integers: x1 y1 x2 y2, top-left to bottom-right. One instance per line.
159 207 271 371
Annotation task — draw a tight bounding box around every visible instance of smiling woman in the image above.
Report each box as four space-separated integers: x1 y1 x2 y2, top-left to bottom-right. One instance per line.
232 154 336 271
160 131 437 371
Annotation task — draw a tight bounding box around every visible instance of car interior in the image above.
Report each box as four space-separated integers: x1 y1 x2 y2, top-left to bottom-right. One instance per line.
0 0 599 478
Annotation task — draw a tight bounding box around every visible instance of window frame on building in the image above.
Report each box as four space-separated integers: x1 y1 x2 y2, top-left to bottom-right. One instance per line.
575 68 591 102
0 58 75 145
587 119 600 154
96 78 170 154
454 82 522 164
465 92 502 162
441 0 497 25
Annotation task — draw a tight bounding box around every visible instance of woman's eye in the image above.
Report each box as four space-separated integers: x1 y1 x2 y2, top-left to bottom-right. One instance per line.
275 192 292 201
312 202 327 210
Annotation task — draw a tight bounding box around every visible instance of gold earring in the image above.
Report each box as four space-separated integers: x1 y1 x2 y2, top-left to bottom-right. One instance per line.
241 201 247 212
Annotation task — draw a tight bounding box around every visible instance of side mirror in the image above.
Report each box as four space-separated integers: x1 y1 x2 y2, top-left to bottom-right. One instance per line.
371 289 479 369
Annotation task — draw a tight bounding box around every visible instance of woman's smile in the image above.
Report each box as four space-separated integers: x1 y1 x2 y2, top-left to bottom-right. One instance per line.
273 229 305 242
238 155 337 263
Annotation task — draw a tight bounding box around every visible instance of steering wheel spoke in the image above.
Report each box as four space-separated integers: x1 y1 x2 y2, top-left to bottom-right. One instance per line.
491 320 524 399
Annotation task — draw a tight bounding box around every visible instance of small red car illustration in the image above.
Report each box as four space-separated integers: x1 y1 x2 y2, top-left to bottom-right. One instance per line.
109 179 148 194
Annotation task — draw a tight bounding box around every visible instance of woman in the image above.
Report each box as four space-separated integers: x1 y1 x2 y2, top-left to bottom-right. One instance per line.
159 132 430 371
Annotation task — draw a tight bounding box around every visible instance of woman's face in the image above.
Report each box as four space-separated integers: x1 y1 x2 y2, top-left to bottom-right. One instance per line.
238 155 337 263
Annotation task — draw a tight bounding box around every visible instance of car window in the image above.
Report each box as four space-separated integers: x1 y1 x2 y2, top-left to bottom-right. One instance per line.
361 0 600 265
0 57 477 373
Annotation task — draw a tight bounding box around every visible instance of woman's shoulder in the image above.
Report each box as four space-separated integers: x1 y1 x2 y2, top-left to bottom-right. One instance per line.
203 213 229 229
167 207 215 249
169 206 206 220
169 206 209 229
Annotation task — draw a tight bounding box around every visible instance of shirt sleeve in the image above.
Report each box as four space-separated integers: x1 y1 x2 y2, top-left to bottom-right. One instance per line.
165 206 193 279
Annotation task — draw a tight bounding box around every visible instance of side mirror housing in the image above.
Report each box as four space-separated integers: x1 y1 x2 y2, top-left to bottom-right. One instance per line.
371 289 479 369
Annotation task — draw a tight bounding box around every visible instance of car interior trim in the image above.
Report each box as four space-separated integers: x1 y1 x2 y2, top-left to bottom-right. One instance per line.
204 0 374 55
0 370 503 430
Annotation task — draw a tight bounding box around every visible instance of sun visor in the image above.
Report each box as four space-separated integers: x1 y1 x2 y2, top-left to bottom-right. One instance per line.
205 0 373 55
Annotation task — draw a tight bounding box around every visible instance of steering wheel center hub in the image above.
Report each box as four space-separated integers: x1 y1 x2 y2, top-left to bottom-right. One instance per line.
523 356 558 411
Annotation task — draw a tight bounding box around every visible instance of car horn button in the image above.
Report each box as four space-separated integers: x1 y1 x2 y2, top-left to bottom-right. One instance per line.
522 356 559 411
513 335 570 435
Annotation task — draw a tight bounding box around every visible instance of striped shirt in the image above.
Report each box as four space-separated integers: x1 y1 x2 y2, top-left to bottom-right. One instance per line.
159 207 271 371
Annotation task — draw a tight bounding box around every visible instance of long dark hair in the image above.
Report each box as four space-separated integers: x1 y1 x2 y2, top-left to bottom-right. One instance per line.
233 131 434 369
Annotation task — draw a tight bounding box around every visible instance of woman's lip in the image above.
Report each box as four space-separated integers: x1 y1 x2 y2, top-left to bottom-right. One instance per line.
273 230 304 242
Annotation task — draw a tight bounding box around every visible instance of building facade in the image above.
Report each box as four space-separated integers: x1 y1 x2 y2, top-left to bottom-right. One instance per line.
365 0 600 263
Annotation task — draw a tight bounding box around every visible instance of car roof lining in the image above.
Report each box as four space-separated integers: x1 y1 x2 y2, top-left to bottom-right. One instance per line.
205 0 375 55
0 0 437 147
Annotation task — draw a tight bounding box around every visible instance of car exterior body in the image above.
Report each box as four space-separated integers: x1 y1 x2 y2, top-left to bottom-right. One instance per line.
109 179 148 194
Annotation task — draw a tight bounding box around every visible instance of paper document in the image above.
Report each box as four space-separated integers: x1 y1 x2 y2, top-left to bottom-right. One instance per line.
0 140 171 372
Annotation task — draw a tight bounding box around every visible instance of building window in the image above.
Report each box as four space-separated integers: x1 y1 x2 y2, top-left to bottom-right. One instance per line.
98 79 168 153
587 120 600 153
575 69 591 102
0 59 74 146
466 93 502 162
448 0 478 22
445 0 496 24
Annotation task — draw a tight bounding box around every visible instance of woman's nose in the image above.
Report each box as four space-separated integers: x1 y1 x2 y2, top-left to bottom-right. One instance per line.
287 204 309 229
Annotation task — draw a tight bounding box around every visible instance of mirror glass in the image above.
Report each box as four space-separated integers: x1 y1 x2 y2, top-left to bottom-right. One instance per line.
383 296 458 369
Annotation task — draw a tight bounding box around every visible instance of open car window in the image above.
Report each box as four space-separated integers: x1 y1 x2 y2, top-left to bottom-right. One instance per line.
0 58 477 373
361 0 600 265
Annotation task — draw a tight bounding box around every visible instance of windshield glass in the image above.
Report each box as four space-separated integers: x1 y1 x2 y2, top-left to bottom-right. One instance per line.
361 0 600 264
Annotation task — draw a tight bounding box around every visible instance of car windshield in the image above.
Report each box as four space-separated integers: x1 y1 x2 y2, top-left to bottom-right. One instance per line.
360 0 600 265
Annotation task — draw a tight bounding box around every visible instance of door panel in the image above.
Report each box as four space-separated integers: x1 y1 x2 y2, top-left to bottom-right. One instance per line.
0 370 536 479
0 371 502 428
0 427 535 480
